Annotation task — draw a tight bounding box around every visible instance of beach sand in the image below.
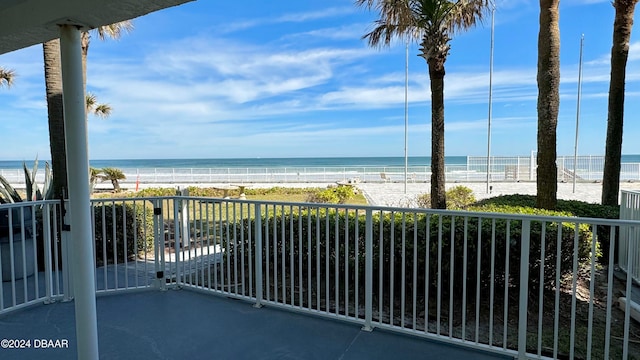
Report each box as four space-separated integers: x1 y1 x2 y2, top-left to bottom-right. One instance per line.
131 180 640 207
356 181 640 207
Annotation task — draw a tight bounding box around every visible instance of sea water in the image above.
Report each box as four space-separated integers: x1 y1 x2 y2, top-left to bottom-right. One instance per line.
2 155 639 170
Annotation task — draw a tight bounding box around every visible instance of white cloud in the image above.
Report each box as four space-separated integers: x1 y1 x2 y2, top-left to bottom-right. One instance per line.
221 7 356 33
283 23 370 42
587 41 640 65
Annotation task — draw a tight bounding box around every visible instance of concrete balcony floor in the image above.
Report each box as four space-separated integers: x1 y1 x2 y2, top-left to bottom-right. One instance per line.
0 288 510 360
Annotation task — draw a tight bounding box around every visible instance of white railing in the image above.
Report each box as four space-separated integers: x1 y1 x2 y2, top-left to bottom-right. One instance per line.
3 155 640 187
167 197 639 359
620 190 640 284
469 155 624 182
0 200 66 315
90 198 161 293
2 197 639 359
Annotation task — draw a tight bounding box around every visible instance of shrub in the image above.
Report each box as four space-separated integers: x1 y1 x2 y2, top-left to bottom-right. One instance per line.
306 186 355 204
92 202 154 266
306 189 339 204
467 204 597 289
221 206 595 302
135 187 179 198
333 186 356 203
446 185 476 209
246 187 316 196
474 194 619 219
416 193 430 208
474 194 616 264
185 187 222 198
416 186 476 209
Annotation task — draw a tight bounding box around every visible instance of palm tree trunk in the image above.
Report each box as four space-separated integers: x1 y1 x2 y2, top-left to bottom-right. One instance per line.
428 61 446 209
43 39 67 200
536 0 560 210
81 31 89 95
602 0 638 206
111 180 120 192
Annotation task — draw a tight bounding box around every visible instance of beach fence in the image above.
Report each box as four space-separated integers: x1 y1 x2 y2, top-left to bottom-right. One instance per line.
2 155 640 187
467 155 628 182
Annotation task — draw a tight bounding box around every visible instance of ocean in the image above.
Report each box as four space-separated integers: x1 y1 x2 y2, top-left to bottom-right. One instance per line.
1 155 639 170
0 156 466 169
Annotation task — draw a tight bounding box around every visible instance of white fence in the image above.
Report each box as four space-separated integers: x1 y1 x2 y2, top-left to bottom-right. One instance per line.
3 197 639 359
469 155 640 182
2 155 640 187
620 190 640 284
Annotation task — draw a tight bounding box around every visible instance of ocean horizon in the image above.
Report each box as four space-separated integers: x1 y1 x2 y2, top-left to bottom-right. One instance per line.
1 154 639 170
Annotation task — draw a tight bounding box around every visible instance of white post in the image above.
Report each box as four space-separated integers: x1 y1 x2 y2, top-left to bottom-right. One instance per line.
59 24 99 360
254 204 263 308
530 151 535 181
43 204 53 302
362 209 373 331
518 220 531 359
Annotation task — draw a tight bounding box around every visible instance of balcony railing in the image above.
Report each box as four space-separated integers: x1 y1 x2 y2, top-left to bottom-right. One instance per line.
620 190 640 284
1 197 639 359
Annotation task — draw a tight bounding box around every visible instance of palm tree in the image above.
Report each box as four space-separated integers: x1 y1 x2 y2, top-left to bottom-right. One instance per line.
44 21 132 199
0 67 15 88
356 0 491 209
535 0 560 210
101 167 126 192
43 39 66 199
602 0 639 206
81 21 134 92
89 167 103 193
86 93 112 119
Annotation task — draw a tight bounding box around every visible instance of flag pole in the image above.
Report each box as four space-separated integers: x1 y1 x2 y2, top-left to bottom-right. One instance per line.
404 38 409 194
573 34 584 193
486 6 495 193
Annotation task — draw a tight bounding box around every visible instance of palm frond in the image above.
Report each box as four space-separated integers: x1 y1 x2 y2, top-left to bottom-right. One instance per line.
86 92 112 119
93 104 112 119
0 67 15 88
96 20 134 41
101 167 126 180
86 93 98 110
357 0 493 50
358 0 421 47
448 0 492 34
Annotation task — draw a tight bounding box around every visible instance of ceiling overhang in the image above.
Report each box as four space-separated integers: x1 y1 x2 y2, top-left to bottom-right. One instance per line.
0 0 194 55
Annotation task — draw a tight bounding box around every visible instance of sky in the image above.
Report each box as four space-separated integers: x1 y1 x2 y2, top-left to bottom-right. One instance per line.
0 0 638 160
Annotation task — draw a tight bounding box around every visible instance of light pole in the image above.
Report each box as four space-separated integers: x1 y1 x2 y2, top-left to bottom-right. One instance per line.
573 34 584 193
404 39 409 194
486 6 495 193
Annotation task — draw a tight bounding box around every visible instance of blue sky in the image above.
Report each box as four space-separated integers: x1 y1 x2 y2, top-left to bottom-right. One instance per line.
0 0 638 160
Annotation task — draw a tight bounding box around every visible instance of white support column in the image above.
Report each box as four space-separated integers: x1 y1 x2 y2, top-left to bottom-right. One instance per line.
59 24 99 360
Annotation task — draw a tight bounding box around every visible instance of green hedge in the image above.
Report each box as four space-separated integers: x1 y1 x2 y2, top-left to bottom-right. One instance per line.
222 206 595 299
474 194 616 264
306 186 356 204
92 202 154 266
